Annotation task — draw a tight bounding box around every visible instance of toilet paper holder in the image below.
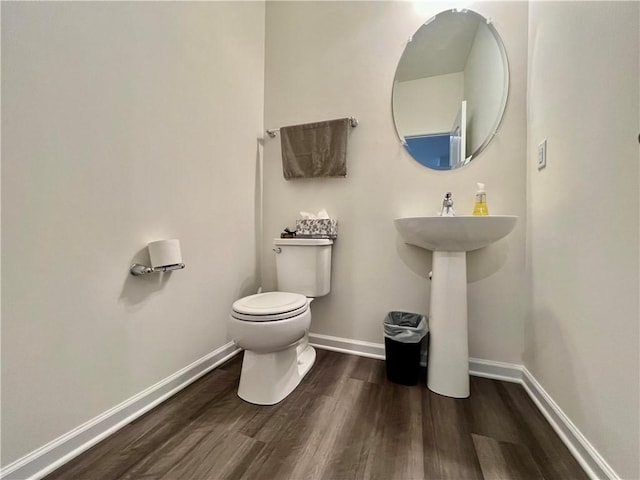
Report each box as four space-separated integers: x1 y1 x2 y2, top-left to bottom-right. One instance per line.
130 262 185 276
130 239 184 276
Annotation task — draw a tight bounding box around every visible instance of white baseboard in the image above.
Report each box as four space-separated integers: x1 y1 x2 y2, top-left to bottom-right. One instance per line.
521 367 619 480
309 333 523 383
309 332 385 359
1 342 241 480
310 332 618 480
469 357 523 383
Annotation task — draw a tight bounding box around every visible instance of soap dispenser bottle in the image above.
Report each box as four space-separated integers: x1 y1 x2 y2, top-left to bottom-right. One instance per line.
472 183 489 216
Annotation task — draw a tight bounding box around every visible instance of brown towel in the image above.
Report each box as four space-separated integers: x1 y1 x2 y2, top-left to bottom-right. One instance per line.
280 118 349 179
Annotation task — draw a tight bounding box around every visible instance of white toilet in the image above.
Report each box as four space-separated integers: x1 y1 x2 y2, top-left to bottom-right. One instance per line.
229 238 333 405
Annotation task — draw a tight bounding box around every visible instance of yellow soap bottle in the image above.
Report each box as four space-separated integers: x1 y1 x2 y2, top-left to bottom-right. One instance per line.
472 182 489 216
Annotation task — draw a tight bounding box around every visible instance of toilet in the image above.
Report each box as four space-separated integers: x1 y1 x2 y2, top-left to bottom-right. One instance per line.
229 238 333 405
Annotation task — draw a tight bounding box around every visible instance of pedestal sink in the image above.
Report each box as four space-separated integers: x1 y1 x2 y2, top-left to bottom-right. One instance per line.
394 215 517 398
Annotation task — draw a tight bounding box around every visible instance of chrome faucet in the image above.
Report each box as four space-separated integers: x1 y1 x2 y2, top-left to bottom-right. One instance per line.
441 192 455 216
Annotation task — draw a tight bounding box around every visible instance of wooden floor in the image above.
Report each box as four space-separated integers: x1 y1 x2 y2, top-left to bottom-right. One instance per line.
45 350 588 480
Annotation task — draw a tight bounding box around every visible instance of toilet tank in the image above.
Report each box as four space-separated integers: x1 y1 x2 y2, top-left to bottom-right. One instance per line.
273 238 333 297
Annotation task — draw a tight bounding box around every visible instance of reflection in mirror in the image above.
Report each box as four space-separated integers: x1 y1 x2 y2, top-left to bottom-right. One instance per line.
392 9 509 170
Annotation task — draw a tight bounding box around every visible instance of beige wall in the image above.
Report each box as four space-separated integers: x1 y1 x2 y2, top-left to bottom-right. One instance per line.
1 1 265 466
262 1 528 362
526 2 639 478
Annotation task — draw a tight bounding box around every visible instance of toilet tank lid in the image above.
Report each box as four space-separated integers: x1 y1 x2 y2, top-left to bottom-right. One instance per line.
273 238 333 246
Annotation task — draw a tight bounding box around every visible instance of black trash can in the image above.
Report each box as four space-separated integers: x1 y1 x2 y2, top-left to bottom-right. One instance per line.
383 311 428 386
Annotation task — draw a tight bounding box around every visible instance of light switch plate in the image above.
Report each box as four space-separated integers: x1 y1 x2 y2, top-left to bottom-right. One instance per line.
537 139 547 170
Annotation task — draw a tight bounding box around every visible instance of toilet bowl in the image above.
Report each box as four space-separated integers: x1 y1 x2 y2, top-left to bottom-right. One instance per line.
229 291 316 405
229 238 332 405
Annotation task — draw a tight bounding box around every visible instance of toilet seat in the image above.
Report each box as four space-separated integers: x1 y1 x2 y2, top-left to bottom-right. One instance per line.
231 292 309 322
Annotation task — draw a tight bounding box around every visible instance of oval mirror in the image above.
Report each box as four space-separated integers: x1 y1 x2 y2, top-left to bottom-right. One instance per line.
392 9 509 170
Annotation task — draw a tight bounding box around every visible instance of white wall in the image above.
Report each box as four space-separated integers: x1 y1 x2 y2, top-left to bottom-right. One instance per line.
262 1 528 363
1 1 264 466
464 21 508 157
526 2 639 478
393 72 464 136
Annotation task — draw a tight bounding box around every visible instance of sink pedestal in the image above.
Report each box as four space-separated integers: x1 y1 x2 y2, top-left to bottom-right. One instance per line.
428 251 469 398
393 215 518 399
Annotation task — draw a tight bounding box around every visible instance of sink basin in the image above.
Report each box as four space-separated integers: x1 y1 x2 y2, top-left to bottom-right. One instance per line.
394 215 518 252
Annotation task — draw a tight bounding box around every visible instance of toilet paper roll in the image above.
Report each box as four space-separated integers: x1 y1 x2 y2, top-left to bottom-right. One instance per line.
148 239 182 268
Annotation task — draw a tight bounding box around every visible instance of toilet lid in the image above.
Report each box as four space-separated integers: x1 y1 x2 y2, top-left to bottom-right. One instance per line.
231 292 309 322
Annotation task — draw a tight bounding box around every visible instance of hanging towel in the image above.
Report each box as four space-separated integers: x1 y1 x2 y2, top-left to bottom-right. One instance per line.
280 118 349 179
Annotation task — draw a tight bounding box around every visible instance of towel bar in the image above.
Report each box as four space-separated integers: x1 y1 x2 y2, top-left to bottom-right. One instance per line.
266 116 358 138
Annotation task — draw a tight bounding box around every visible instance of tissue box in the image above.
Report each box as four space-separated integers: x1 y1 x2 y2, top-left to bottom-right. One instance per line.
295 219 338 239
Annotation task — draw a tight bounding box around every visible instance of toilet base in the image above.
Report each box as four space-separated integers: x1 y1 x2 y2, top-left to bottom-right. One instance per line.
237 339 316 405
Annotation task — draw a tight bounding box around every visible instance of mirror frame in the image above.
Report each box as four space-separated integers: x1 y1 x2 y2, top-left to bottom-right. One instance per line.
392 9 510 170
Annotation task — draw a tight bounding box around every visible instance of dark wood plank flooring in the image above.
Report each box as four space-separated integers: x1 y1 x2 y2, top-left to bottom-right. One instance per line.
45 350 588 480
